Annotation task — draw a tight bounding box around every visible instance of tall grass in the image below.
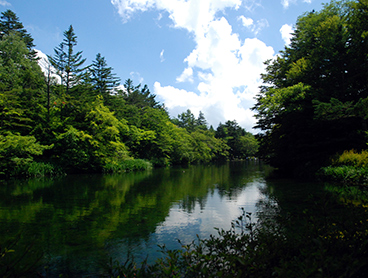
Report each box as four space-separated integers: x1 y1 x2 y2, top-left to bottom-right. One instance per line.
9 161 62 178
318 165 368 185
104 159 152 173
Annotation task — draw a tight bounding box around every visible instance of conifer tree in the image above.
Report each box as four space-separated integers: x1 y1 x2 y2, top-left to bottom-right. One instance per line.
122 79 160 109
48 25 86 94
89 53 120 98
0 10 36 58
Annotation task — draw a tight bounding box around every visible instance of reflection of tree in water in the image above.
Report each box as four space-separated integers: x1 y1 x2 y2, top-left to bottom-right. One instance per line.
0 161 268 276
178 195 207 213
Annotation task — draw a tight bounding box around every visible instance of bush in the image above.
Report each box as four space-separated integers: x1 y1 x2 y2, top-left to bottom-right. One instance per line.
104 159 152 173
317 149 368 185
332 150 368 168
0 132 53 177
25 161 63 177
317 165 368 185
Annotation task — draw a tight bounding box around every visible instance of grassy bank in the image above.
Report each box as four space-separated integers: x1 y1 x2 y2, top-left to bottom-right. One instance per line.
318 150 368 186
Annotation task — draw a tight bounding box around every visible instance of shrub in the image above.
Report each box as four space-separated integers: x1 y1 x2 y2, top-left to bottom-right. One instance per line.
25 161 63 177
104 159 152 173
317 165 368 185
332 150 368 168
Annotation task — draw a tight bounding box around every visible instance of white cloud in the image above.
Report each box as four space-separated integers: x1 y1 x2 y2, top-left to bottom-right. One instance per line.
0 0 10 6
282 0 312 9
112 0 275 131
160 49 165 62
238 15 253 27
238 16 269 36
176 67 193 83
111 0 155 22
280 24 293 46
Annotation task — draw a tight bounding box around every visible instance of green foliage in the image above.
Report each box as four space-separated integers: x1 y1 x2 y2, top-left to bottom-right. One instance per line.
86 96 131 166
52 126 94 172
0 132 52 176
318 165 368 184
104 159 152 173
215 120 257 159
318 149 368 185
0 9 35 56
121 79 161 109
88 53 120 99
333 149 368 168
26 161 62 177
0 9 258 176
48 25 86 94
0 31 46 135
172 109 197 132
325 183 368 205
253 0 368 175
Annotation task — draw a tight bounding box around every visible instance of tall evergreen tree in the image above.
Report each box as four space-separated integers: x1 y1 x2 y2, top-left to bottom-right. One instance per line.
121 79 161 109
173 109 196 132
196 111 208 130
89 53 120 98
0 10 36 58
48 25 86 94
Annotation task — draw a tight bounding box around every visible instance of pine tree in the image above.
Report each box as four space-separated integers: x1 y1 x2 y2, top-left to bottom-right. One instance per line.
196 111 208 130
48 25 86 94
122 79 160 109
89 53 120 98
0 10 36 58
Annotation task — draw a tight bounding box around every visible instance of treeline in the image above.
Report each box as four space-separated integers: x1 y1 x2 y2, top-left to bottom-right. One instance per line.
0 10 258 177
253 0 368 177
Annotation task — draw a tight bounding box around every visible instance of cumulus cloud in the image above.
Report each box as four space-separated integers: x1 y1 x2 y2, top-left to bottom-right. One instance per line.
0 0 10 6
177 67 193 83
280 24 293 46
111 0 274 131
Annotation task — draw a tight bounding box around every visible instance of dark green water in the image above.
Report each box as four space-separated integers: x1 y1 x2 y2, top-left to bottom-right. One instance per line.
0 161 312 276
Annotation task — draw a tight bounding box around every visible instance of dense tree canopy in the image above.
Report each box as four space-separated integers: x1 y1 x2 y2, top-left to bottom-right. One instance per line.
0 10 257 177
253 0 368 176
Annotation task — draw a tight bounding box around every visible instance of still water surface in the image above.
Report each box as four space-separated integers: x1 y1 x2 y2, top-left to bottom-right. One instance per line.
0 161 273 276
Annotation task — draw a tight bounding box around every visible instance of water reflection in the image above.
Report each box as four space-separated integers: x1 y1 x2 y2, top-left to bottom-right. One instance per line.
0 161 267 276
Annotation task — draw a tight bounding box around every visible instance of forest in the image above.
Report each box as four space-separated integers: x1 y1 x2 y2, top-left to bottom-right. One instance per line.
253 0 368 178
1 1 368 277
1 0 367 181
0 10 258 178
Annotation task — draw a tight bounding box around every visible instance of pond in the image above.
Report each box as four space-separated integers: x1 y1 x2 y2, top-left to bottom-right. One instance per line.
0 161 320 276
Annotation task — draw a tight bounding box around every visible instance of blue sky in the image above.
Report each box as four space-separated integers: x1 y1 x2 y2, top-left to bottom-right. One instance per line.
1 0 326 131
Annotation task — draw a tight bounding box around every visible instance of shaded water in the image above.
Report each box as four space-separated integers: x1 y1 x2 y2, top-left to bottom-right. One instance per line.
0 161 278 276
